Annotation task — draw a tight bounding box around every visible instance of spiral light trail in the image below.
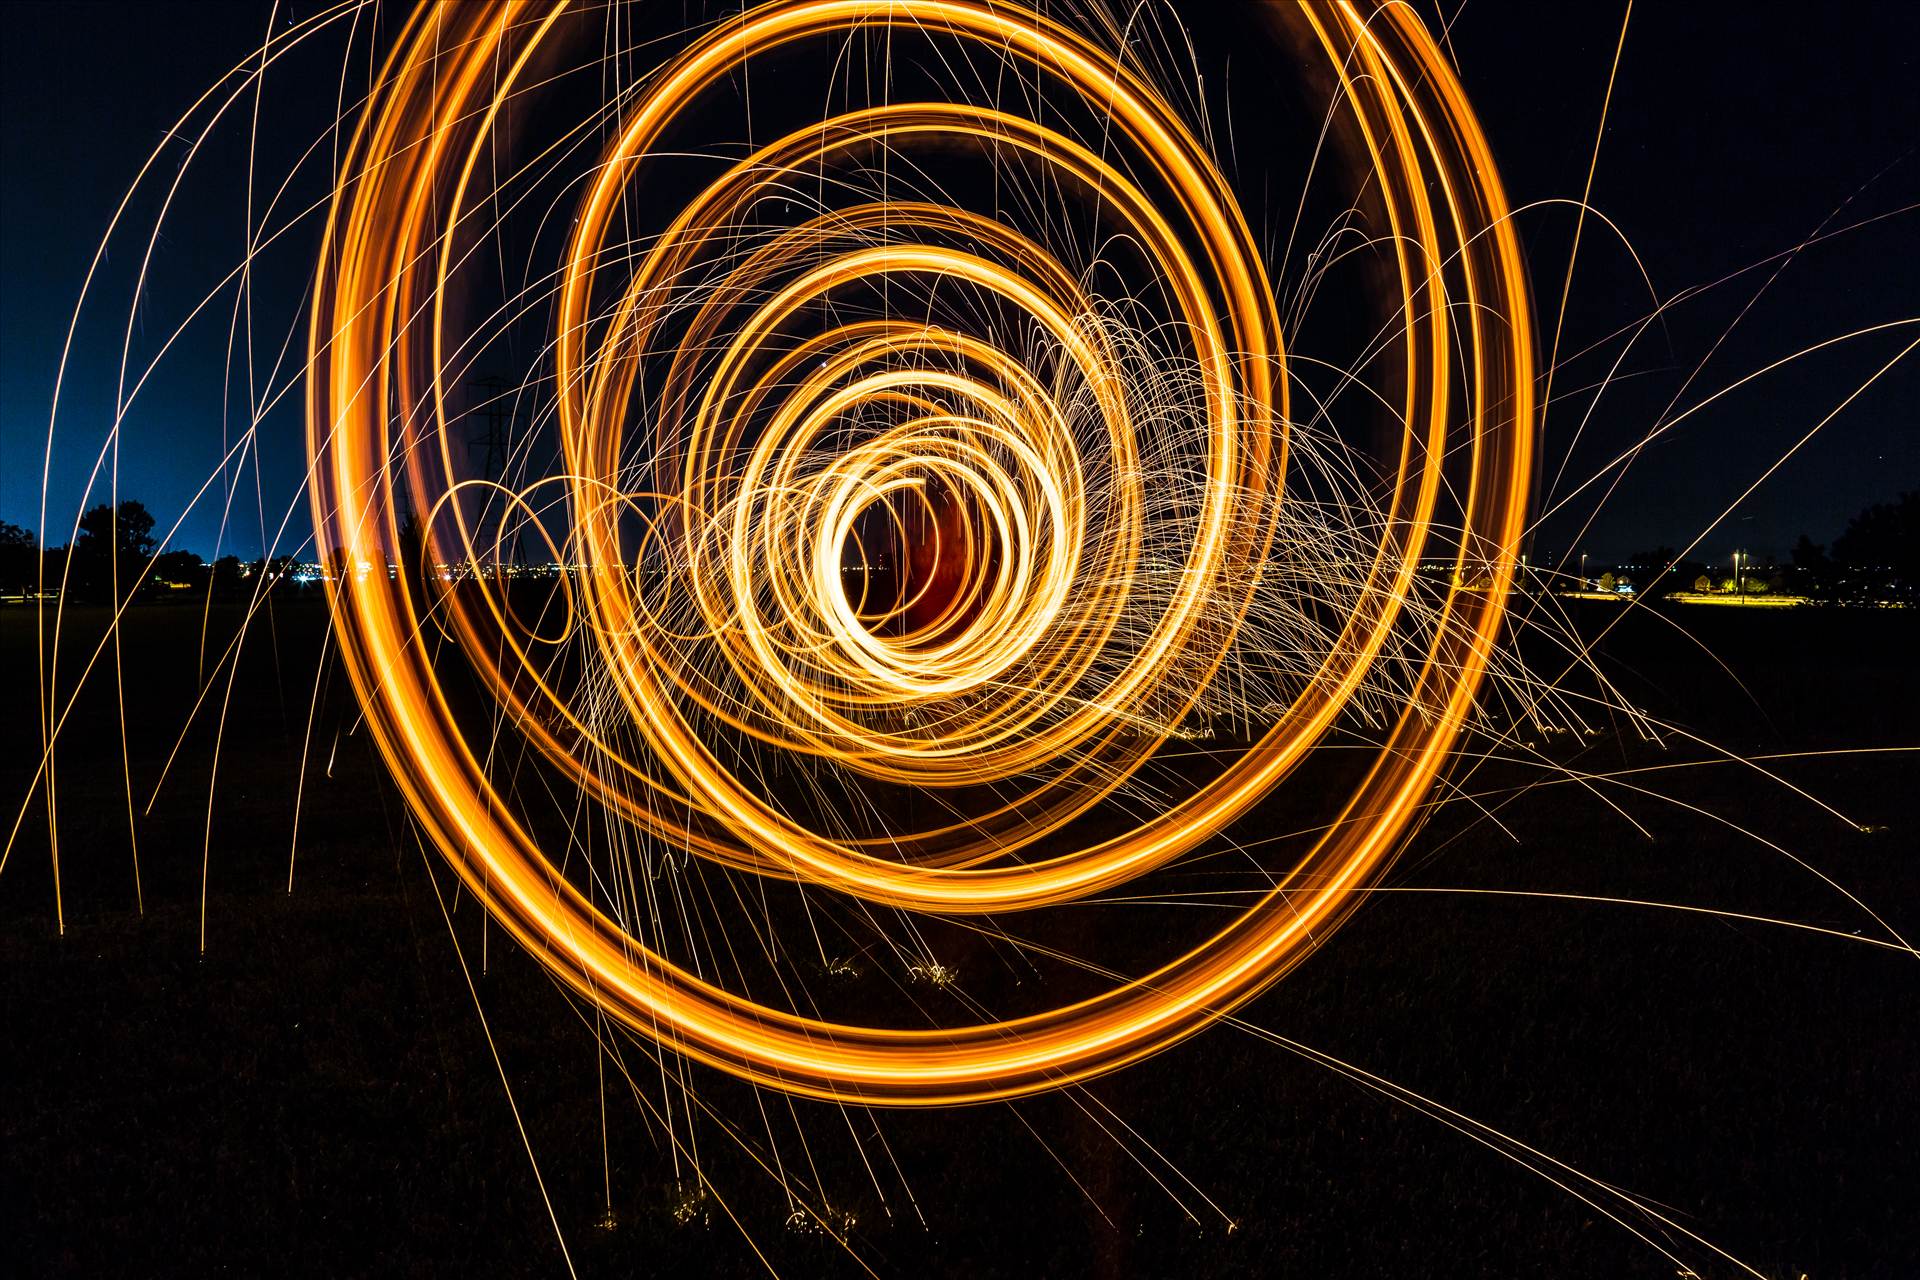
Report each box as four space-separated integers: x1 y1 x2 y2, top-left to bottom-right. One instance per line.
307 0 1534 1104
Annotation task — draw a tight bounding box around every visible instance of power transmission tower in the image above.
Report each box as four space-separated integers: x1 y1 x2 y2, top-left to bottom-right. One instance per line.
466 375 524 569
468 375 512 480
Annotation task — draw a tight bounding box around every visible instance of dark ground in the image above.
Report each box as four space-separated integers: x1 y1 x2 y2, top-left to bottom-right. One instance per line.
3 597 1916 1278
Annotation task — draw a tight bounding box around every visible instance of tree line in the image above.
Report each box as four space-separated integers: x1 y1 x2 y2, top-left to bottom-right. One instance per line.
4 491 1915 606
0 500 308 604
1616 492 1917 604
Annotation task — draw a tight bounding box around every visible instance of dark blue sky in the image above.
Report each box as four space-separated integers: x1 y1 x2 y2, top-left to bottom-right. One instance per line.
1444 2 1920 563
2 0 345 561
3 1 1915 562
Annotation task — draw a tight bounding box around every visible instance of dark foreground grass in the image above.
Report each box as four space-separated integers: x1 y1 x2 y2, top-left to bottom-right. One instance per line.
3 600 1916 1277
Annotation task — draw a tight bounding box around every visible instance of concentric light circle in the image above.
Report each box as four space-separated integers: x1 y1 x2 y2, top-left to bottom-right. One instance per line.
308 0 1534 1103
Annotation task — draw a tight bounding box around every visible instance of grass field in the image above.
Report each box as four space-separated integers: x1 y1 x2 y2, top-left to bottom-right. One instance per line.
4 597 1916 1277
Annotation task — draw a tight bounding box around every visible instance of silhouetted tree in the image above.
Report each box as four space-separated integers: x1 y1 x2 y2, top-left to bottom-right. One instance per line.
1831 492 1917 602
68 500 157 600
148 549 205 597
250 556 300 590
0 521 38 598
76 500 156 559
1789 533 1833 600
211 555 245 597
1628 546 1686 599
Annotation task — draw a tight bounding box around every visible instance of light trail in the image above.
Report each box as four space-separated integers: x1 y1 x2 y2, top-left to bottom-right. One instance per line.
308 0 1535 1104
12 2 1914 1270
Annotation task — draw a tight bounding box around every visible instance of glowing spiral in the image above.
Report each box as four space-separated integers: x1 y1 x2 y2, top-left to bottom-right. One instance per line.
308 0 1533 1103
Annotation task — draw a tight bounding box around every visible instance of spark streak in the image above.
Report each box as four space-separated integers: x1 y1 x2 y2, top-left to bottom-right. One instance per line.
306 0 1534 1103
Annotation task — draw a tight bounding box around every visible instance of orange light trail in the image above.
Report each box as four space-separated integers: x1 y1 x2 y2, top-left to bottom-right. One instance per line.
306 0 1535 1103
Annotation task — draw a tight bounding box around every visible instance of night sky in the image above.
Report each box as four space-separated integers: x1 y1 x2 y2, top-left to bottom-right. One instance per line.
3 0 1915 562
5 9 1919 1275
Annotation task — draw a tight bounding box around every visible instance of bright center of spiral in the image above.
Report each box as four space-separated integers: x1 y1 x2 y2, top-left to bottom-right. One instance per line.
842 473 980 643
